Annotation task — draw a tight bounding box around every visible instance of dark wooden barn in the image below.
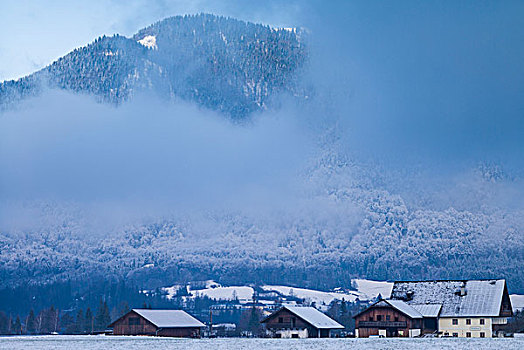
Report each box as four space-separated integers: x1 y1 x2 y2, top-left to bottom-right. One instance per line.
261 306 344 338
108 309 205 337
353 299 439 337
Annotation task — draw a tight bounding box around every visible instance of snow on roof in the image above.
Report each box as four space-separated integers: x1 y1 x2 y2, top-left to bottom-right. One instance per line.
391 279 506 317
384 300 423 319
411 304 442 317
282 306 344 329
132 309 205 328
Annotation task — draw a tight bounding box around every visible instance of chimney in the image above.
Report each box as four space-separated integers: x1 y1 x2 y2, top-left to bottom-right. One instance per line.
460 284 467 297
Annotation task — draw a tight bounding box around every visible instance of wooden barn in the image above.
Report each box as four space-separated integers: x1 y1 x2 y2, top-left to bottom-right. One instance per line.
108 309 205 337
261 306 344 338
353 299 440 337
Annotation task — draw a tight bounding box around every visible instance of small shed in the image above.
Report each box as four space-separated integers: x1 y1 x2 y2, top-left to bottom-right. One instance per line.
109 309 205 337
261 306 344 338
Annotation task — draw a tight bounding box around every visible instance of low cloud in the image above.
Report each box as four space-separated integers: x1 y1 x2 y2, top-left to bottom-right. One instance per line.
0 90 314 232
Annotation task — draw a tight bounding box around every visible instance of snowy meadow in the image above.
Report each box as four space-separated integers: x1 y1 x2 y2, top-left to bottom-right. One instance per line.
0 336 523 350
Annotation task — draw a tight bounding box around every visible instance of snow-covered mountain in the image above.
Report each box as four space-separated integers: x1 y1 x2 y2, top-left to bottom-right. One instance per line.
0 14 306 118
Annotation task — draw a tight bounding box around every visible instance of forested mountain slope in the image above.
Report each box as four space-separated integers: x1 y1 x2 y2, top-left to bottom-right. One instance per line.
0 14 306 118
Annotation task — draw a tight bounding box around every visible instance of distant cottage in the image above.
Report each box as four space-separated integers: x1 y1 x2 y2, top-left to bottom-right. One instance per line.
354 279 513 338
108 309 205 337
261 306 344 338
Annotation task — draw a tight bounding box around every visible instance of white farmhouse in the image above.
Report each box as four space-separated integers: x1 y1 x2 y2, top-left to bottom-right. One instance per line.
390 279 513 338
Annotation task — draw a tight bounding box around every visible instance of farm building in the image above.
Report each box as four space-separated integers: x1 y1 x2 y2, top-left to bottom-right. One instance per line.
108 309 205 337
354 279 513 338
261 306 344 338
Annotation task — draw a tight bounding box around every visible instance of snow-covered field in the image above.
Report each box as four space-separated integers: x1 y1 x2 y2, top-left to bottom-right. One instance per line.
510 294 524 312
0 336 522 350
163 279 394 308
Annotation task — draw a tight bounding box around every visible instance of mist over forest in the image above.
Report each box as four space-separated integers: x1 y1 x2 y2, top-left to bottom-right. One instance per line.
0 1 523 324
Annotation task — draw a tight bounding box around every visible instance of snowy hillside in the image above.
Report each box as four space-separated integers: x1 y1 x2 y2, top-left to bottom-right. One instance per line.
511 295 524 312
162 279 393 310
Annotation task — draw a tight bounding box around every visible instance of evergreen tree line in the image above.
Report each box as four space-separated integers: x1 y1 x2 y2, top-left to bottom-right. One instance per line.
0 300 116 335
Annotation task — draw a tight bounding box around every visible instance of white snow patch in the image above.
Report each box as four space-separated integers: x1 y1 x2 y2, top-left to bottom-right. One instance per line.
261 285 359 310
164 284 254 303
276 27 297 33
511 294 524 312
352 279 393 300
138 35 157 49
193 286 254 302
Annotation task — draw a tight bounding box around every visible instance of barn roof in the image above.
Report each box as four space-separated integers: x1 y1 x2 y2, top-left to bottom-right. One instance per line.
390 279 508 317
130 309 205 328
385 300 423 318
352 299 425 319
410 303 442 317
262 306 344 329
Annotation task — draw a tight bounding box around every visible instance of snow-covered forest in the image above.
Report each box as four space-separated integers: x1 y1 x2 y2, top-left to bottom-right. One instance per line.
0 144 522 293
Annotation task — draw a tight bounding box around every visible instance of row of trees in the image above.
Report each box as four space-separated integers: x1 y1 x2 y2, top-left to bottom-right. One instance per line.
0 300 113 335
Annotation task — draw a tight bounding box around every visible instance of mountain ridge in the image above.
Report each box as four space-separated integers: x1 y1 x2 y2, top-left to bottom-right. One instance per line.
0 13 307 118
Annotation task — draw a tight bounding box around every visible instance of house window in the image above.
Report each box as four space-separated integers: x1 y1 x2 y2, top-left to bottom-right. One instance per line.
466 319 471 325
480 332 485 338
292 333 299 338
369 316 373 322
278 317 283 323
386 315 390 321
394 317 399 322
377 315 382 321
452 319 458 325
479 319 485 325
452 333 458 337
128 317 140 326
466 332 471 338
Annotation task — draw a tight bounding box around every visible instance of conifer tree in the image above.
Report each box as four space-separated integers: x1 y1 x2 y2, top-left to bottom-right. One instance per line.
75 309 85 334
26 309 36 334
85 308 94 334
94 300 110 331
12 316 22 335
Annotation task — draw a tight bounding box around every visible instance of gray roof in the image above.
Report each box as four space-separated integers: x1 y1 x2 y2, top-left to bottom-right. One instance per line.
281 306 344 329
366 300 424 319
410 304 442 317
132 309 205 328
385 300 423 318
391 279 506 317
